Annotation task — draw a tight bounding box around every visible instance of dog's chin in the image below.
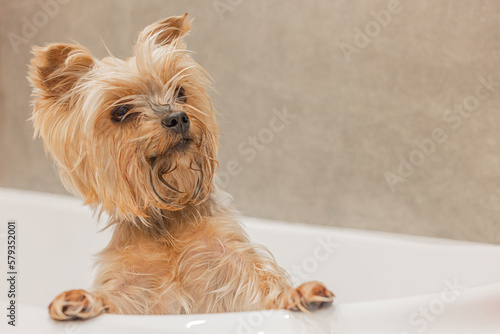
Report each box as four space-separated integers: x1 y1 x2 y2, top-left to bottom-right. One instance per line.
171 137 193 152
147 137 194 166
146 138 208 210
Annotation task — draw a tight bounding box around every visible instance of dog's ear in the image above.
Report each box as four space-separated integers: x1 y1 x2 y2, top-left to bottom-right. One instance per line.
29 43 94 99
137 13 191 47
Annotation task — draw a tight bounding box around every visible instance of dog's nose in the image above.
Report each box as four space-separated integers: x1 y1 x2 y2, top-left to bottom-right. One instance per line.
162 111 190 134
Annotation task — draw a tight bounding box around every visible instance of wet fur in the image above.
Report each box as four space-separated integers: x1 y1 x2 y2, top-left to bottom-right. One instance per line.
29 14 334 320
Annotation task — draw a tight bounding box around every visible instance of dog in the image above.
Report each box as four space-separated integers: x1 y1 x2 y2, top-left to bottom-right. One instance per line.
28 14 334 320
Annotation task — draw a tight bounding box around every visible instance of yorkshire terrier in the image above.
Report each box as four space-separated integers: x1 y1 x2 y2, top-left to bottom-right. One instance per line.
28 14 334 320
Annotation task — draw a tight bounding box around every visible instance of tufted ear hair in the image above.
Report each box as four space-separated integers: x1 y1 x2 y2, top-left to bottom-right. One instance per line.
137 13 192 47
28 43 94 100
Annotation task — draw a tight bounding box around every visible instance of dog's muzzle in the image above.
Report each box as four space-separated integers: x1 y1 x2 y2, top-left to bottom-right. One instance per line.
162 111 190 134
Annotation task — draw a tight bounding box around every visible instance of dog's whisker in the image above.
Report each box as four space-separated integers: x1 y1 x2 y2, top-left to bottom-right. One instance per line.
158 173 183 194
149 167 183 209
185 103 210 117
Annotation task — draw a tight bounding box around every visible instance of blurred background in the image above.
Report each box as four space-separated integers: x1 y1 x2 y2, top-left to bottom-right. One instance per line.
1 0 500 244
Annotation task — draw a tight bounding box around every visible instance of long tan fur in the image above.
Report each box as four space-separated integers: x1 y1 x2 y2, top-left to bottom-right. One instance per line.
29 14 334 320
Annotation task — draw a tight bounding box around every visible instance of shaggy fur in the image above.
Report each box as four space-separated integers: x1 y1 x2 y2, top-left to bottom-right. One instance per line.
28 14 334 320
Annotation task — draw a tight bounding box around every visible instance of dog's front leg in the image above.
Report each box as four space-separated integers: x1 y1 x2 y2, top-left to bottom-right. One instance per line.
280 281 335 312
255 265 334 312
236 244 334 312
48 289 115 321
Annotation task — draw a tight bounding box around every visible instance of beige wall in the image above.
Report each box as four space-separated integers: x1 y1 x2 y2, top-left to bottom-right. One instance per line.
1 0 500 244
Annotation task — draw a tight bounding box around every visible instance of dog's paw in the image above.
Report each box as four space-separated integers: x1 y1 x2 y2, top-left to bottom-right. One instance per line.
285 281 334 312
48 289 108 321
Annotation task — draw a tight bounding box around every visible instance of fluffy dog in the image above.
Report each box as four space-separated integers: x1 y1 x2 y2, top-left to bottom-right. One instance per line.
28 14 334 320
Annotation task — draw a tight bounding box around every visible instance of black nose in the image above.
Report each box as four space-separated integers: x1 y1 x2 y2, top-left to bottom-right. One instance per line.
162 111 190 134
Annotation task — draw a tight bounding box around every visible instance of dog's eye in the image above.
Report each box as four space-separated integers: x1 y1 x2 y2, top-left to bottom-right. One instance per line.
111 105 133 122
176 87 186 103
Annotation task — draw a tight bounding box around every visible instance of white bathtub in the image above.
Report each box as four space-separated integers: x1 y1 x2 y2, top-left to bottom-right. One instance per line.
0 187 499 334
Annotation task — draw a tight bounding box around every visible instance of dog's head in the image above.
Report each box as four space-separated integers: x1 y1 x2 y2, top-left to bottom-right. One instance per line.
29 15 218 224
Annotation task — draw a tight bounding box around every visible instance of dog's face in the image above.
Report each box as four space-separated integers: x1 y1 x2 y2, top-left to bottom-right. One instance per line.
29 15 218 223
